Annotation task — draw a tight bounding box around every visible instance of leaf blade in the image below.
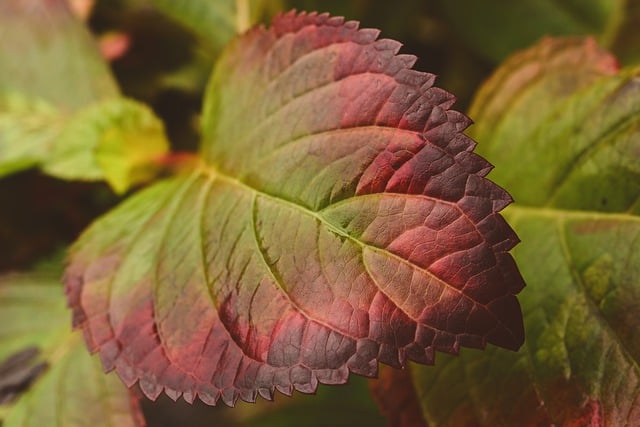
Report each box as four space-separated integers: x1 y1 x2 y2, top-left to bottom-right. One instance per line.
66 11 525 405
0 0 118 109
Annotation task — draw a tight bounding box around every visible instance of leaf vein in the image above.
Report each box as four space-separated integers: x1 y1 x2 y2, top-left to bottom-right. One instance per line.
545 80 640 206
249 193 359 341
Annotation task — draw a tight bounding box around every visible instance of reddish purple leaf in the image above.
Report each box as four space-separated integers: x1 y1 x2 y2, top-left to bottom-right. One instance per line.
65 11 524 406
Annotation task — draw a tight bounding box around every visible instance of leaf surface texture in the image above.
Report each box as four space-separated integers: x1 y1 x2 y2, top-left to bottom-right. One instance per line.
65 11 525 405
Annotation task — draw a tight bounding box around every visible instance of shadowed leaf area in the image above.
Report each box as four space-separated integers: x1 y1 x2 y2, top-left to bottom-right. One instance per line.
434 0 624 62
0 268 144 427
372 38 640 426
65 11 524 406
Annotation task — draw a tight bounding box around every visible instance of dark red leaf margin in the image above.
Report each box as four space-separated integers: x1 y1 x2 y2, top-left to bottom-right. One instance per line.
65 11 525 406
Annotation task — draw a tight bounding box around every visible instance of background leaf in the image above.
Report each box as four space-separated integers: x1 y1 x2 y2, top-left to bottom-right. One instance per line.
0 0 168 193
0 266 144 427
433 0 625 62
376 37 640 425
42 98 169 194
0 0 117 108
469 38 638 210
612 0 640 66
370 365 426 427
65 11 524 406
150 0 282 52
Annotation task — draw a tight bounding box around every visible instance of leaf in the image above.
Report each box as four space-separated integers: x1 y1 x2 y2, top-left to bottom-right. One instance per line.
43 98 170 194
469 38 638 211
150 0 282 52
0 269 144 427
0 0 117 109
65 11 525 406
434 0 625 62
0 0 169 192
0 96 62 178
150 0 236 51
379 38 640 425
468 38 619 148
369 365 426 427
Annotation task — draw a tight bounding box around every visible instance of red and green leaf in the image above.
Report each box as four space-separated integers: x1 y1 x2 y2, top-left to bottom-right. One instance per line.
374 38 640 426
65 11 524 406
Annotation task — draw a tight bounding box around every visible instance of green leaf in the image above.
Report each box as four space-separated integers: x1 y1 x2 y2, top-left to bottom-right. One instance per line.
435 0 625 62
65 12 524 406
44 98 170 194
0 269 144 427
0 95 169 193
150 0 282 52
0 0 169 192
384 38 640 425
0 95 62 177
0 0 118 109
151 0 236 50
470 38 638 211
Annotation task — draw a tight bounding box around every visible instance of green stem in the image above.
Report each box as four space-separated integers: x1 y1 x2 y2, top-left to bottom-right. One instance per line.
235 0 250 33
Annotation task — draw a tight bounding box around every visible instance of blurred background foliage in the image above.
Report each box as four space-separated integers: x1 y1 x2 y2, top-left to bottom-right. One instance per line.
1 0 638 425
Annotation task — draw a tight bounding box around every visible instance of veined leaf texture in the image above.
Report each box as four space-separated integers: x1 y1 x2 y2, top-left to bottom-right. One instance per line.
65 11 525 406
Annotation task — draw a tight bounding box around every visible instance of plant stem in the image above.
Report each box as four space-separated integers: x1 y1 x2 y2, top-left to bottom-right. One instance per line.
235 0 250 33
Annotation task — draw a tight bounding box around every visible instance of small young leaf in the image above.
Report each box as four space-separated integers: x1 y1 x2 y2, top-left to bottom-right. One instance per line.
65 11 524 405
378 38 640 425
0 0 169 192
0 271 144 427
44 98 169 194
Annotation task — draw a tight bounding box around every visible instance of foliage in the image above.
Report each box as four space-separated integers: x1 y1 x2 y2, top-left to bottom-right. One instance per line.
0 264 144 426
372 37 640 426
1 1 639 426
